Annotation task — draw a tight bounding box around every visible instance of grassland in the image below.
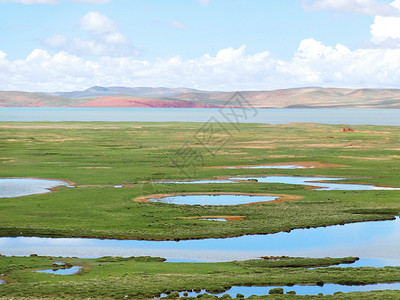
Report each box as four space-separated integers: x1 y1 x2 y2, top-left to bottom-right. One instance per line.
2 255 400 299
1 121 400 298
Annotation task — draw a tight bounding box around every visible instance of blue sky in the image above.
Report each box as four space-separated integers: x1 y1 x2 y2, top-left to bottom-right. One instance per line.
1 0 400 91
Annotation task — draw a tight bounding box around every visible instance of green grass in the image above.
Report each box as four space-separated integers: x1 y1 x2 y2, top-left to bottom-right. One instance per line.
1 121 400 298
1 255 399 299
0 122 399 240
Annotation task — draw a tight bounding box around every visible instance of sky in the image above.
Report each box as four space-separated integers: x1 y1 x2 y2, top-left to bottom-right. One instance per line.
1 0 400 92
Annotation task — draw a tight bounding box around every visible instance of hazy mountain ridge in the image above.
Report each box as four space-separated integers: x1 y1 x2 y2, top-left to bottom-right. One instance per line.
1 87 400 108
47 86 213 99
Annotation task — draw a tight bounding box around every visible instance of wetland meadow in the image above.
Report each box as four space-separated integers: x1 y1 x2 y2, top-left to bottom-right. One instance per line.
0 116 400 299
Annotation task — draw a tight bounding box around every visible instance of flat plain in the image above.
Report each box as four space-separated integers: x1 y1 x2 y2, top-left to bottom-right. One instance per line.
1 121 400 299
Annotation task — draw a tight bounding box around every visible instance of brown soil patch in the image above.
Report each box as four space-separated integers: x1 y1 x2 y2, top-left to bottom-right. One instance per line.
205 161 348 169
133 192 303 205
338 156 389 161
336 129 390 134
178 216 245 221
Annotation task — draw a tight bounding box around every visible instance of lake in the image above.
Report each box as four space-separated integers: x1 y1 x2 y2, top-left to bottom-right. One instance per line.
0 108 399 125
2 218 400 266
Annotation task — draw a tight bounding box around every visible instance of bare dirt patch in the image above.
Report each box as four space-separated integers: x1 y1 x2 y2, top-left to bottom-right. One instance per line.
338 156 389 161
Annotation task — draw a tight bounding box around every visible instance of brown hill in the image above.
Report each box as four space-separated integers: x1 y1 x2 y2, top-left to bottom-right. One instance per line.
72 96 221 108
1 87 400 108
173 88 400 108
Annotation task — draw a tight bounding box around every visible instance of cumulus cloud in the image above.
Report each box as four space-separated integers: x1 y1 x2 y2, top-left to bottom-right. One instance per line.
369 0 400 46
303 0 400 16
197 0 210 5
80 11 116 33
170 21 187 30
45 12 134 56
2 41 400 92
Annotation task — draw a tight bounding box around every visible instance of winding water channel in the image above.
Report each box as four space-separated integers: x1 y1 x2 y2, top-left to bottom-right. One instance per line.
1 218 400 267
162 176 400 191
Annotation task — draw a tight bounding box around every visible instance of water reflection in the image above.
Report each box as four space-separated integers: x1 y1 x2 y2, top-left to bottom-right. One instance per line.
35 266 81 275
162 176 400 191
0 178 70 198
149 194 278 205
1 218 400 266
159 282 400 297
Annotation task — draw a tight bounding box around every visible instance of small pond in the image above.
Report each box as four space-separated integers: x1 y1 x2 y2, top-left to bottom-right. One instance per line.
162 176 400 191
149 194 278 205
2 218 400 266
0 279 4 284
199 218 227 222
159 282 400 298
35 266 81 275
0 178 70 198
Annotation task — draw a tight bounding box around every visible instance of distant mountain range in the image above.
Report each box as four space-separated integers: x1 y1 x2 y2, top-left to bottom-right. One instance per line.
1 86 400 108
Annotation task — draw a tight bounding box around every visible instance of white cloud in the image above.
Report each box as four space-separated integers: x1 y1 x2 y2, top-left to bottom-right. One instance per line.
170 22 187 30
45 34 68 48
303 0 400 16
197 0 210 5
370 1 400 45
45 12 133 56
80 11 115 33
3 41 400 92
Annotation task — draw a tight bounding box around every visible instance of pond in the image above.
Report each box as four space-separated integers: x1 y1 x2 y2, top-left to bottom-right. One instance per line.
1 218 400 266
158 282 400 298
35 266 81 275
162 176 400 191
0 178 70 198
148 194 278 205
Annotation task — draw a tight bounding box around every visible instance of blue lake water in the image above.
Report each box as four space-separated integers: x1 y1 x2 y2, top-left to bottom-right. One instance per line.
0 178 70 198
1 218 400 266
161 176 400 191
159 282 400 297
0 108 399 125
149 194 278 205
